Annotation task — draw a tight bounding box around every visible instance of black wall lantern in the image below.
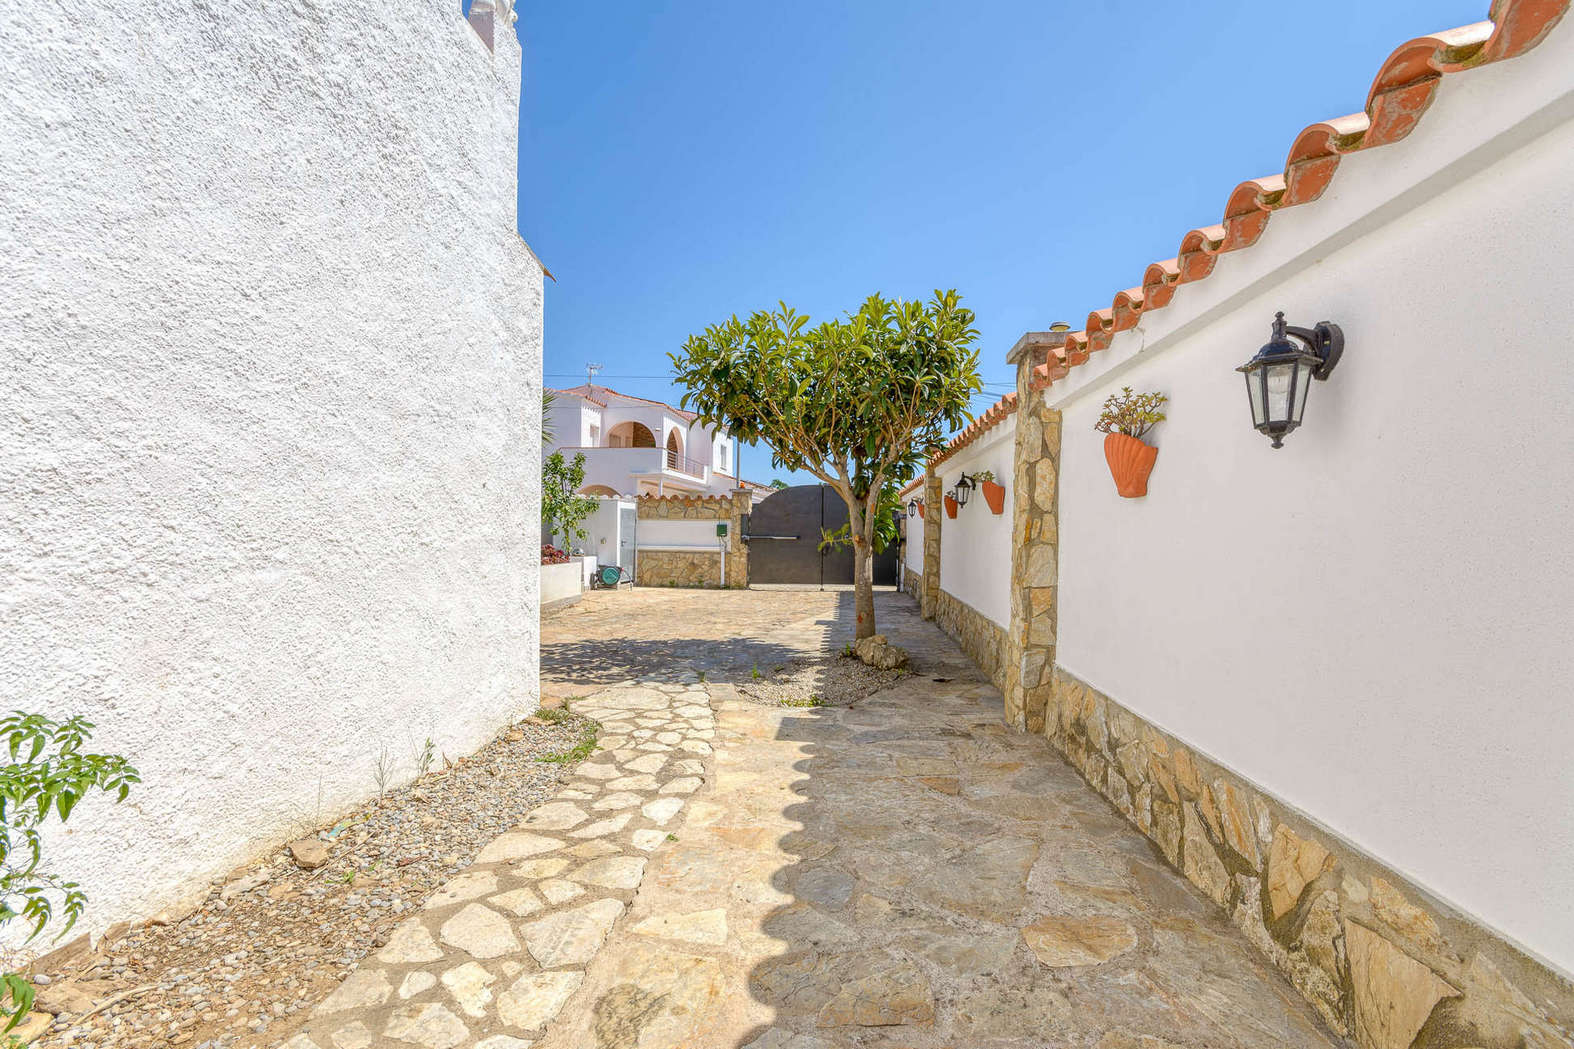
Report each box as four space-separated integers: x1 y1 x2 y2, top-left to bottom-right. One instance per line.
906 498 921 518
1237 311 1345 448
953 473 975 508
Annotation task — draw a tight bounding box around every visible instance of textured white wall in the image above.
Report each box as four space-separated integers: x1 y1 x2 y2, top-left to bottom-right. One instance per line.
937 418 1015 628
0 1 543 945
903 499 924 573
1051 22 1574 971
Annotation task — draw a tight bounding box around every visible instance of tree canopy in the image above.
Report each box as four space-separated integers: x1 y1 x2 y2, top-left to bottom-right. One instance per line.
672 290 981 636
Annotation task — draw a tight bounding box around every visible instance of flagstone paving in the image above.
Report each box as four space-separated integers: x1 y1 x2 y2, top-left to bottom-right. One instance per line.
282 589 1341 1047
275 677 716 1049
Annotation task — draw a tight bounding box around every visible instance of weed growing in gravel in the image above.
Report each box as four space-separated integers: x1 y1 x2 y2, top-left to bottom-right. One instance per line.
779 695 823 708
535 707 574 726
537 718 600 765
697 670 707 683
372 745 393 801
416 737 435 777
841 642 855 657
751 666 761 681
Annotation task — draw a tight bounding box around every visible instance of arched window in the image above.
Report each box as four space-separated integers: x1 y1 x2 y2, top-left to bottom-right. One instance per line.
579 484 619 497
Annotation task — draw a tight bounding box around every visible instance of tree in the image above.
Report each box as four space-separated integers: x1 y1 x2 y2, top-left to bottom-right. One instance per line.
768 479 789 490
818 480 904 557
0 714 138 1031
672 290 980 638
541 389 556 446
541 452 597 549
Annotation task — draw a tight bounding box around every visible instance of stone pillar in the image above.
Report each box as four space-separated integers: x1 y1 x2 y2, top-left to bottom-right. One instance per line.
729 488 752 587
920 466 942 619
1006 330 1067 734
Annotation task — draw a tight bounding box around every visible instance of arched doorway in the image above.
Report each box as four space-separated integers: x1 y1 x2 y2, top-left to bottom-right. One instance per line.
607 421 655 448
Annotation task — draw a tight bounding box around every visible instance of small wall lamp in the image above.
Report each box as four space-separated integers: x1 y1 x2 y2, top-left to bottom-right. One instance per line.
1238 311 1345 448
953 473 975 508
906 498 922 518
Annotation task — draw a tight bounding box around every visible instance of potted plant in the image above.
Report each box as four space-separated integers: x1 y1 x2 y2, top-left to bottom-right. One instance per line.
974 470 1006 515
944 491 958 518
916 500 925 520
1094 386 1167 498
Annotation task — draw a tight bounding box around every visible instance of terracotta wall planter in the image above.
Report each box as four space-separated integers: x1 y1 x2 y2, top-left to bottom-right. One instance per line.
944 495 958 518
1103 432 1158 498
916 503 925 520
981 480 1006 515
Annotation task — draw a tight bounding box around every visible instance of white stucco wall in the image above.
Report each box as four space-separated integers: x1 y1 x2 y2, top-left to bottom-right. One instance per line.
903 498 924 574
1051 20 1574 972
0 1 543 946
937 418 1015 628
540 561 584 608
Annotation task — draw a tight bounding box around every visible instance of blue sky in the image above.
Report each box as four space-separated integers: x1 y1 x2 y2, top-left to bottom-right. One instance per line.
514 0 1483 485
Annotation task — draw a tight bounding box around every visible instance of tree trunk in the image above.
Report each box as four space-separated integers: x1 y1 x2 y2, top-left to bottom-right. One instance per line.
852 532 876 639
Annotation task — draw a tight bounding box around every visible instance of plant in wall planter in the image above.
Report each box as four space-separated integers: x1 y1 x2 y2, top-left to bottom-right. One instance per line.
974 470 1006 515
1094 386 1167 498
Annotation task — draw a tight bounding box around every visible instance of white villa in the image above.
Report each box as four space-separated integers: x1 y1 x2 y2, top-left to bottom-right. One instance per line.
546 384 760 497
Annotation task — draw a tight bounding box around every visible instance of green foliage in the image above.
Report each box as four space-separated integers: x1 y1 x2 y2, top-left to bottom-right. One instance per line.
534 707 573 726
541 452 598 547
673 290 981 636
541 389 557 447
0 714 138 1031
818 481 904 556
1094 386 1168 440
537 718 600 765
778 696 823 708
768 479 789 490
972 469 995 483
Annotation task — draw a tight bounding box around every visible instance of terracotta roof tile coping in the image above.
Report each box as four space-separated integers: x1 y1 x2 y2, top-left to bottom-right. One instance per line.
932 392 1018 469
1027 0 1569 392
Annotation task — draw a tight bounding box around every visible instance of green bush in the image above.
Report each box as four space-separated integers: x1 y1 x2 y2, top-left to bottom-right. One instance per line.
0 714 138 1031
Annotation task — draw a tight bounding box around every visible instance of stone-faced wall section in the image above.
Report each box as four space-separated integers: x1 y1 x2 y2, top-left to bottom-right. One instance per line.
1006 331 1066 734
920 469 942 619
1046 666 1573 1047
934 590 1011 695
635 490 750 588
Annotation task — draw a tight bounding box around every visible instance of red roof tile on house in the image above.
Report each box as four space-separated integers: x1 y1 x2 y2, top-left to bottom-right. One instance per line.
550 384 699 422
932 392 1018 468
1029 0 1569 391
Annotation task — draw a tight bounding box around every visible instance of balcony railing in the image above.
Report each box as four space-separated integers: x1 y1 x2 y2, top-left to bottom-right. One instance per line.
665 449 707 477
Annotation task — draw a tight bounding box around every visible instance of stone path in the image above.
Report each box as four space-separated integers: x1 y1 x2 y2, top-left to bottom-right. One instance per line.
281 589 1341 1048
275 678 716 1049
536 590 1343 1049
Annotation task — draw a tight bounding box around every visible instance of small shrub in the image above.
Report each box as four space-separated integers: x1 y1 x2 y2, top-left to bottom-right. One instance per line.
0 714 138 1032
538 719 600 765
1094 386 1167 440
779 696 823 708
535 707 572 726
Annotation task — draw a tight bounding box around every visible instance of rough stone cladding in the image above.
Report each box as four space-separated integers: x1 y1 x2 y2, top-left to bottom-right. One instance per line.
920 470 943 618
902 564 924 597
0 1 542 946
934 590 1011 696
1047 667 1574 1047
635 491 750 588
1006 333 1064 735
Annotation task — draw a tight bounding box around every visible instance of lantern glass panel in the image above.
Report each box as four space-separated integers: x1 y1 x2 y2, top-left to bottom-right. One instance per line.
1246 369 1266 427
1266 361 1296 423
1293 356 1314 422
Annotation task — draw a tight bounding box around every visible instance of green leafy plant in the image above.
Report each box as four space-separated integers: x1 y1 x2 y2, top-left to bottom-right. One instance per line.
973 469 995 483
0 714 139 1032
818 481 904 557
1093 386 1167 440
751 666 762 681
779 696 823 708
542 389 557 446
537 719 600 765
672 290 981 638
541 452 598 549
768 479 789 490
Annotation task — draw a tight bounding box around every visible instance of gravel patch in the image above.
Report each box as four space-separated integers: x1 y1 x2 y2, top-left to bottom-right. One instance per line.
734 654 904 708
30 709 598 1049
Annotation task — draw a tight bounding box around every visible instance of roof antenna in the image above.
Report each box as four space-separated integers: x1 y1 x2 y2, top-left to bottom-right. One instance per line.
586 362 603 387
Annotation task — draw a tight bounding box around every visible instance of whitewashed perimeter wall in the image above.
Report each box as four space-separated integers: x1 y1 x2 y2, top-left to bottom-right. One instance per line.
903 497 924 574
0 2 543 946
936 416 1015 628
1050 20 1574 973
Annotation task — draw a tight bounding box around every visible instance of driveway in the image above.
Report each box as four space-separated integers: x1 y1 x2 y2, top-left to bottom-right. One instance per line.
536 589 1339 1049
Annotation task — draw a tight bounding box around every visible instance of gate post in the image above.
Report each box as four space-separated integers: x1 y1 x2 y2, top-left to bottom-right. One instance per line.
1007 329 1067 734
920 466 942 619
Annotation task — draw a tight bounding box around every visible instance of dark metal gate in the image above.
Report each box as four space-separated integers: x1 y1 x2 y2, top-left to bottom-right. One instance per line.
743 484 898 587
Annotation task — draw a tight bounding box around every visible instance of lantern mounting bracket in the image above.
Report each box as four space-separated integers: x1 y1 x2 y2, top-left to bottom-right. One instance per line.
1283 321 1344 381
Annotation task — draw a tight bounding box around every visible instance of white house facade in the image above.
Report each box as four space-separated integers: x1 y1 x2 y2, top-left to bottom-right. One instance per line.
546 384 758 498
